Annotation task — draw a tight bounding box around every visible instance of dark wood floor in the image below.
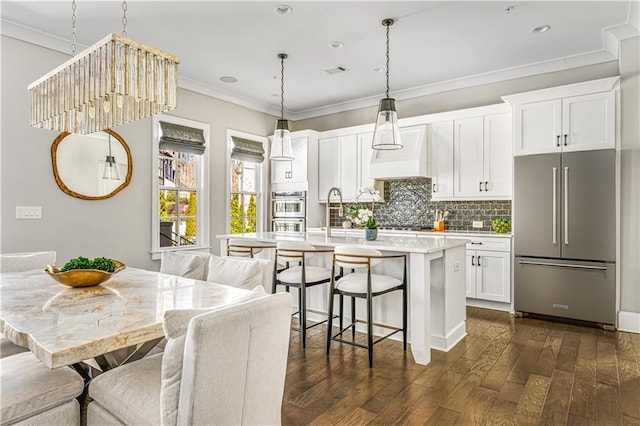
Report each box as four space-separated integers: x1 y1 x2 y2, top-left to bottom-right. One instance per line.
282 307 640 425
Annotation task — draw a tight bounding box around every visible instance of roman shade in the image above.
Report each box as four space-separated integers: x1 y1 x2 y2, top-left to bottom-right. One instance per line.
230 136 265 163
159 121 206 155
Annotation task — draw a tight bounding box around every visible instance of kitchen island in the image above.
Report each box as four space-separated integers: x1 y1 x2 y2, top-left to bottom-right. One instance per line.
217 232 468 366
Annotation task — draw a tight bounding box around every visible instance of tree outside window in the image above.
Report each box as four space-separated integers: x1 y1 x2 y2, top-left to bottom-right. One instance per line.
229 159 259 234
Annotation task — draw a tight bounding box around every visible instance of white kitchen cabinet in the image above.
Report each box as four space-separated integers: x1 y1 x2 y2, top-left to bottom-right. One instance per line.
270 136 308 186
506 78 617 156
465 237 511 304
454 116 484 198
318 134 357 201
430 121 454 198
483 113 512 196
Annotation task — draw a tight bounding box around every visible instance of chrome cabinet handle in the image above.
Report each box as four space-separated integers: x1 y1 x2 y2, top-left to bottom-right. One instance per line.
518 260 607 271
552 167 557 245
556 135 560 147
471 255 475 266
564 166 569 245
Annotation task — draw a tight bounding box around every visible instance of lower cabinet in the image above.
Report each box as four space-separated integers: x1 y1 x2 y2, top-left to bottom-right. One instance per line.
464 236 512 305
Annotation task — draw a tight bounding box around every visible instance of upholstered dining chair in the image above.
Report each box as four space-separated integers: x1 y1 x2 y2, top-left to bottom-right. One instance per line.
326 246 407 368
273 242 336 348
87 291 292 426
0 352 84 425
0 251 57 359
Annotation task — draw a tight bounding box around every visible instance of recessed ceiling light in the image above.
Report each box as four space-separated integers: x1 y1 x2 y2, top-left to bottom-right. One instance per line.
220 76 238 83
329 41 344 49
372 67 384 73
530 25 551 34
274 5 292 15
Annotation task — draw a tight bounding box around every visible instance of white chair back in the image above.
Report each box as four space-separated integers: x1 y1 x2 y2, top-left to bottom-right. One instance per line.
227 239 263 257
0 251 56 272
276 242 317 263
334 246 383 269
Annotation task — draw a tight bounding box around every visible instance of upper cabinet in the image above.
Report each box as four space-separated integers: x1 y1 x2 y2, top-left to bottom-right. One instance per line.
503 77 618 156
270 130 319 191
318 134 358 201
431 104 512 201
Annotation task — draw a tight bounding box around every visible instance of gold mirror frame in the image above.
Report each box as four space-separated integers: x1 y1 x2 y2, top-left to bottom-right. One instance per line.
51 129 133 200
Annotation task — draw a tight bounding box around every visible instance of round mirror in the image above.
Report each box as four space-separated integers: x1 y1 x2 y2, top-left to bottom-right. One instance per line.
51 129 132 200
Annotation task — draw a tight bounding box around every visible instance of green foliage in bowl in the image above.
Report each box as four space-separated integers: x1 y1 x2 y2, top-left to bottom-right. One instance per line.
61 256 116 272
492 218 512 234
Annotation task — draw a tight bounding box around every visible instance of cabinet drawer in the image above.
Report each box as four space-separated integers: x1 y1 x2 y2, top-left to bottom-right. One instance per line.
465 237 511 252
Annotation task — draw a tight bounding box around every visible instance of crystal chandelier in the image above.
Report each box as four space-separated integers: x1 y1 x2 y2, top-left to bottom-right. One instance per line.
270 53 294 161
28 0 179 135
372 18 403 150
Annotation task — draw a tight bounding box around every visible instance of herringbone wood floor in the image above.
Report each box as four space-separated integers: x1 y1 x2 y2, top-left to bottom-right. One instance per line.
282 307 640 425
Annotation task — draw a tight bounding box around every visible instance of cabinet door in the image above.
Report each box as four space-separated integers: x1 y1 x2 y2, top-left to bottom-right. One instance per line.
466 251 477 298
483 113 512 197
430 121 454 198
270 159 291 184
357 132 376 200
476 250 511 303
339 134 358 201
289 137 308 183
561 91 615 152
318 137 340 201
515 99 562 156
454 117 484 197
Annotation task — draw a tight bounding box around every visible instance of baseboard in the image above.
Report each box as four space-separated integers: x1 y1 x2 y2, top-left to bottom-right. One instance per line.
466 298 513 313
431 321 467 352
618 311 640 333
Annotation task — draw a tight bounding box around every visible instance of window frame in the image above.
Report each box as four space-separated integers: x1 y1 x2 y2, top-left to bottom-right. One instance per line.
151 114 210 260
225 129 268 234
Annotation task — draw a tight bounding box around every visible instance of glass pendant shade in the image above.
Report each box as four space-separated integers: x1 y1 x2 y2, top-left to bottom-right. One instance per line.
270 119 294 161
28 33 179 135
372 97 402 150
102 156 121 180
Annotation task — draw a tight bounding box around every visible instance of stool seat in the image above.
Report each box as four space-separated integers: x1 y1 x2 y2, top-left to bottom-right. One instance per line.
335 272 402 294
278 266 333 285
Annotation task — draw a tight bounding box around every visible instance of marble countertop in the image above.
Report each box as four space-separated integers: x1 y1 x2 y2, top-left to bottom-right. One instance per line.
217 232 469 254
0 267 251 369
306 227 512 238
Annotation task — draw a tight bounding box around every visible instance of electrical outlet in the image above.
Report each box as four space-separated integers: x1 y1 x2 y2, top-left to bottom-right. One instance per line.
16 206 42 219
472 221 483 228
453 261 460 272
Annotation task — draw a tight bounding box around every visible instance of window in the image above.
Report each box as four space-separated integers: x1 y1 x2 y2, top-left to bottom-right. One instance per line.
152 115 210 259
226 130 268 234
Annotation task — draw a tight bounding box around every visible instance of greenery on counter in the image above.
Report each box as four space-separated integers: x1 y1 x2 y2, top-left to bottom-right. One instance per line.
61 256 116 272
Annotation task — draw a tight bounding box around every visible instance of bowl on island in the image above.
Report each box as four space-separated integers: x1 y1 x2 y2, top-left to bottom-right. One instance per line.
44 260 126 288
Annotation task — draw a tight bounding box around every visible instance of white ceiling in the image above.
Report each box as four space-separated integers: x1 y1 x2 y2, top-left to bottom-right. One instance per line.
1 1 637 120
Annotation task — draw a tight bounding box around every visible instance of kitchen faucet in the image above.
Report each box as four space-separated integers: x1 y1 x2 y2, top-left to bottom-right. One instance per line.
325 187 343 238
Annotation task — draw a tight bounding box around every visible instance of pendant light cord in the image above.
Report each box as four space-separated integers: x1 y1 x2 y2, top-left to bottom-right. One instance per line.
385 20 390 98
108 134 113 157
122 0 128 36
280 54 285 120
71 0 76 56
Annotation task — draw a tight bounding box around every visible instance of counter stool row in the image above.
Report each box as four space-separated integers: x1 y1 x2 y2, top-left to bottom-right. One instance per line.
227 240 407 367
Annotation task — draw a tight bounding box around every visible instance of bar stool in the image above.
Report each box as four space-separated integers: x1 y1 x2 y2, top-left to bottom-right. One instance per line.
272 242 336 348
326 246 407 368
226 239 276 258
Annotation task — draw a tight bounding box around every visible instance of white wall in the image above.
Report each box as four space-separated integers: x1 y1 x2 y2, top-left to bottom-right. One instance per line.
0 36 275 269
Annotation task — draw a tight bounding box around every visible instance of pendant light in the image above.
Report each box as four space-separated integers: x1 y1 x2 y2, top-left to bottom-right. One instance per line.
270 53 294 161
102 133 121 180
28 0 179 135
372 18 403 150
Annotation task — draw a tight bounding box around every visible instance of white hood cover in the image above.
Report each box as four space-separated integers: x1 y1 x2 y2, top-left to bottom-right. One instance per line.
369 124 429 179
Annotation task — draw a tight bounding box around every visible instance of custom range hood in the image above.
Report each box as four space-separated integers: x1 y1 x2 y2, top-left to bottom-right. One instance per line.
369 124 429 179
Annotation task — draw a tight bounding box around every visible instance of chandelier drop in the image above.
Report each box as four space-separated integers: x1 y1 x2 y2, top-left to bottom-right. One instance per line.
270 53 294 161
372 18 403 150
28 0 179 135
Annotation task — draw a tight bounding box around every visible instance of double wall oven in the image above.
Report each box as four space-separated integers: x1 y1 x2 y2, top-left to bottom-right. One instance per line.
271 191 306 234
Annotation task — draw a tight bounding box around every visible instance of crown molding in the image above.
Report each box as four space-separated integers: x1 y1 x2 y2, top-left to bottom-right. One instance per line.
1 18 625 122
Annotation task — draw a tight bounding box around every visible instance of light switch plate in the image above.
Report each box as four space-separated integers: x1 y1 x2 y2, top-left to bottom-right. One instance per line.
16 206 42 219
472 221 483 228
453 261 460 272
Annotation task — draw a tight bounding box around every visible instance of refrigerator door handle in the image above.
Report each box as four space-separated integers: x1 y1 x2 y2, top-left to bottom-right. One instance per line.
518 260 608 271
564 166 569 245
552 167 557 245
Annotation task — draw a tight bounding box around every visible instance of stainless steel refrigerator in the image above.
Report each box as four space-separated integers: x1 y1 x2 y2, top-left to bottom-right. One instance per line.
514 149 615 325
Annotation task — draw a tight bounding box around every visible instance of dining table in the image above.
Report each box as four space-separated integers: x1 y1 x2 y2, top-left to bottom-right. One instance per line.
0 266 252 370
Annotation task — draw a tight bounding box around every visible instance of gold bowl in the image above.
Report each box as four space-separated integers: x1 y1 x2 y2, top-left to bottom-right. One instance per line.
44 260 126 288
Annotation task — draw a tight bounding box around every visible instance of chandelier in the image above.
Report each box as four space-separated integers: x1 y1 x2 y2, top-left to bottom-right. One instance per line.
372 18 403 150
270 53 294 161
28 0 179 135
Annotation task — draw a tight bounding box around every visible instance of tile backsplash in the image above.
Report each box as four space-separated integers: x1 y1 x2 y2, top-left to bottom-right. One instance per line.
330 178 511 231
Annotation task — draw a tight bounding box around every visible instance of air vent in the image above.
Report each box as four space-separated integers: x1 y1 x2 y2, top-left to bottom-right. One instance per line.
324 66 348 75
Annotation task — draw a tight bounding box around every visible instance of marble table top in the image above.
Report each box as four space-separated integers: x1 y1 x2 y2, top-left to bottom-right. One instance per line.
0 267 251 369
